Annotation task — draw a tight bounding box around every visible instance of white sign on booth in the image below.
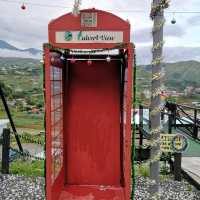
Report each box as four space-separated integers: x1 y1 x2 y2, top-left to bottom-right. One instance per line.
56 31 124 43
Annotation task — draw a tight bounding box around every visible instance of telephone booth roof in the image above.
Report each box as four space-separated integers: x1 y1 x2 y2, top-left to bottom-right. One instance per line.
48 8 131 49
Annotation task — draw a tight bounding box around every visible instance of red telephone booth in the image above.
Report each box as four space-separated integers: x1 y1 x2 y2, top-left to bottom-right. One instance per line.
44 8 134 200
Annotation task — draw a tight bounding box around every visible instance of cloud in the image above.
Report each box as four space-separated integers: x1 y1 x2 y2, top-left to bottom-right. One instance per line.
187 15 200 26
136 46 200 65
133 24 186 44
0 49 41 59
0 0 199 51
164 25 186 37
132 28 152 43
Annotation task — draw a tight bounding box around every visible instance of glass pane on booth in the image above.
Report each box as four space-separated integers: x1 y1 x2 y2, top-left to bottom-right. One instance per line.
50 65 63 184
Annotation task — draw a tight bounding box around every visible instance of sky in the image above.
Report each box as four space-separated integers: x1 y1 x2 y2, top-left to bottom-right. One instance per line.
0 0 200 63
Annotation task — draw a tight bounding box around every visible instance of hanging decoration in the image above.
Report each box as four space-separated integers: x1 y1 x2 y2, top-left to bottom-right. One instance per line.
106 55 111 63
106 50 111 63
72 0 82 16
70 57 76 64
171 13 176 24
87 59 92 66
21 3 26 10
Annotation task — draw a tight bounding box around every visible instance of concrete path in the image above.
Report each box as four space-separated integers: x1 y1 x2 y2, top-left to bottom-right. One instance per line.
182 157 200 185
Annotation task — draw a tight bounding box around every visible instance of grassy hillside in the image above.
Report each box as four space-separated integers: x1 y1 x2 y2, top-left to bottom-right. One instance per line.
138 60 200 90
0 57 42 99
165 61 200 90
0 57 43 130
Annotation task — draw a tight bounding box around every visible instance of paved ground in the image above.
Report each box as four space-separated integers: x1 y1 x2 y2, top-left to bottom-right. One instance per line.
0 175 45 200
135 176 200 200
182 157 200 184
0 175 199 200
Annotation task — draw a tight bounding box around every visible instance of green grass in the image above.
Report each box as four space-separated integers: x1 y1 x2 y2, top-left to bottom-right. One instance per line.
136 164 150 177
10 160 45 177
13 113 44 130
0 108 44 130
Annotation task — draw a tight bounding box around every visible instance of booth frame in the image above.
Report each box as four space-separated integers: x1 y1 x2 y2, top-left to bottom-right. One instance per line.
44 8 134 200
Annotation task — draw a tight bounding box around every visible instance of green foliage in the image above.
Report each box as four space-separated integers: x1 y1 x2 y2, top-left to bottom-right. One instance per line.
11 132 45 145
0 81 13 99
136 164 150 178
160 164 170 175
187 184 193 192
10 159 45 177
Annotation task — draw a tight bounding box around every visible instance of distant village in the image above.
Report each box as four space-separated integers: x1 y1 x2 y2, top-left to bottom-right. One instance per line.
141 86 200 106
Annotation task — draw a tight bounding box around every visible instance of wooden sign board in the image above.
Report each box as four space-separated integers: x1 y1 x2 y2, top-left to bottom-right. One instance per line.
161 134 188 153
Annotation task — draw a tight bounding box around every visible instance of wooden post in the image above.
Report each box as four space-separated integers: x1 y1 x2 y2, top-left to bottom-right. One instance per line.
193 109 198 139
174 153 182 181
168 110 173 134
1 128 10 174
139 105 144 145
139 105 144 161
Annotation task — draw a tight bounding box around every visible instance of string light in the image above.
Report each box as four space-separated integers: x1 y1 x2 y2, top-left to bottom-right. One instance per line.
152 72 163 81
152 41 165 52
152 57 163 66
44 43 128 53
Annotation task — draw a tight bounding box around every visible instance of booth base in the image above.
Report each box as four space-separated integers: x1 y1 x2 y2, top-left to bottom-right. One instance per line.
59 185 125 200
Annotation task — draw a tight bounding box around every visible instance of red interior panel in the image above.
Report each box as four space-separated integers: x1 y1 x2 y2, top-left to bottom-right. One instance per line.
59 185 125 200
64 60 121 186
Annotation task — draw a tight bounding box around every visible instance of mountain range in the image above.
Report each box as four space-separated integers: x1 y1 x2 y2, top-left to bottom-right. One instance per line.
0 40 42 59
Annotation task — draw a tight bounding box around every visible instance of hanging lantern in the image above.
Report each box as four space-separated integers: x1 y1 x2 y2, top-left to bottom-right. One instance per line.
87 59 92 66
106 55 111 63
21 3 26 10
50 52 64 67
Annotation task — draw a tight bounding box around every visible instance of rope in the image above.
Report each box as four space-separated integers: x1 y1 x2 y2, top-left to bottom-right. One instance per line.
10 147 45 161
